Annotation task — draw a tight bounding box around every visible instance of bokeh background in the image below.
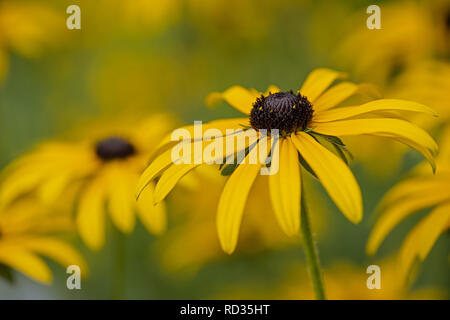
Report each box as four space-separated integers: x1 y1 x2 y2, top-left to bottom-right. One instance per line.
0 0 448 299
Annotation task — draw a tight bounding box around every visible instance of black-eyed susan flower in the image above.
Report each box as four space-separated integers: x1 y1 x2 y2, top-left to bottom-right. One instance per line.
139 68 438 253
367 126 450 283
0 199 86 284
137 68 437 298
0 115 174 250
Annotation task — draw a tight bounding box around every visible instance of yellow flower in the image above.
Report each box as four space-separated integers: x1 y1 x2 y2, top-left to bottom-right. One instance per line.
367 126 450 283
0 114 175 250
337 1 445 86
0 1 66 82
0 199 86 284
138 68 438 254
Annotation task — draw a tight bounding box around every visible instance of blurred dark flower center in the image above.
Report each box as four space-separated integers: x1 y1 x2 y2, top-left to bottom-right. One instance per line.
250 91 313 135
96 137 136 161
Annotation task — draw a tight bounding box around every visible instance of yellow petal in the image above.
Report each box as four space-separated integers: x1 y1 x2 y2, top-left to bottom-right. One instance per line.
299 68 346 102
378 176 450 210
269 139 301 236
136 183 167 235
0 166 47 208
399 203 450 280
313 82 359 112
264 85 281 95
153 118 247 152
206 86 259 115
17 236 88 277
313 118 438 168
150 130 259 203
217 137 268 254
366 189 450 255
315 99 437 122
137 119 248 197
106 165 136 234
291 133 362 223
76 178 106 251
0 244 52 284
153 163 199 204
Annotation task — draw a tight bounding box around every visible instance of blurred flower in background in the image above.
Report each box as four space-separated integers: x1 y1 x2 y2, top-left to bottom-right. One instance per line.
0 198 86 284
367 127 450 284
0 0 66 83
336 0 448 87
0 114 175 250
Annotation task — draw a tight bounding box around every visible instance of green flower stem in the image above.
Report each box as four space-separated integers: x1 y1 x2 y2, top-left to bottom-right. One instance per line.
111 227 126 300
300 192 326 300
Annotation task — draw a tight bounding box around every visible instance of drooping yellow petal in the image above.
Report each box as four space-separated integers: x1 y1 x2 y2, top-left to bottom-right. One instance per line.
137 119 249 197
37 173 73 205
150 130 259 203
0 166 48 208
136 183 167 235
217 137 268 254
153 118 247 152
375 133 437 173
0 244 52 284
206 86 259 115
299 68 346 102
136 149 175 198
312 118 438 169
366 190 450 255
377 176 450 210
268 139 301 236
291 133 362 223
106 165 136 234
153 163 199 204
17 237 88 276
76 178 106 251
399 203 450 280
315 99 437 122
313 82 359 112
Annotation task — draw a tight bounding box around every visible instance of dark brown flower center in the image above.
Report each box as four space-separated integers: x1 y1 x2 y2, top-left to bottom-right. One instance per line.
249 91 313 135
96 137 135 161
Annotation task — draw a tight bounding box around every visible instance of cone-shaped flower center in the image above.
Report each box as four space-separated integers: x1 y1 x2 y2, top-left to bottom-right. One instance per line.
250 91 313 135
96 137 135 161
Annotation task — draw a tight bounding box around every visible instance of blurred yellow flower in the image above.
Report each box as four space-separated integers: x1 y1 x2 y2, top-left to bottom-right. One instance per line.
0 1 66 82
337 1 446 86
0 199 86 284
0 114 175 250
138 68 437 254
367 126 450 283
